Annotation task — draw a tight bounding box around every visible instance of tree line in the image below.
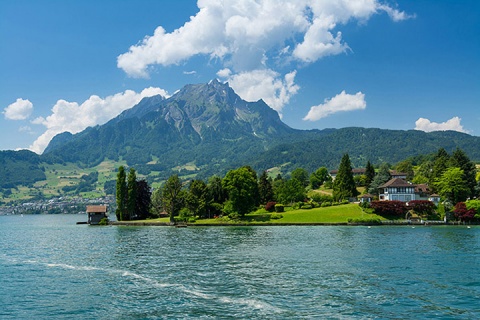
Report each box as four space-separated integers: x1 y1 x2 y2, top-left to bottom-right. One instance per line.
114 147 479 223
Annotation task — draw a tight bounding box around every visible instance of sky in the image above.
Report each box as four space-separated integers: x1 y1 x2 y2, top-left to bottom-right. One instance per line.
1 0 479 154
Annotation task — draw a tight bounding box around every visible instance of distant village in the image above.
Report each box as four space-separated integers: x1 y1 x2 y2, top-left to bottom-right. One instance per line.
0 195 114 216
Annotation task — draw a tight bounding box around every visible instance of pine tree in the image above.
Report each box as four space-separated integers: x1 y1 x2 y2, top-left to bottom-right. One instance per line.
365 161 375 187
368 163 391 195
333 154 359 201
115 166 127 221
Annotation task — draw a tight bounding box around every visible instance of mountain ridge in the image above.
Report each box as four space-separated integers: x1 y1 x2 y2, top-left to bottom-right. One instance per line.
1 80 480 198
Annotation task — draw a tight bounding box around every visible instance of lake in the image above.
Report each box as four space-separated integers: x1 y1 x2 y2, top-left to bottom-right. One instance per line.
1 214 479 319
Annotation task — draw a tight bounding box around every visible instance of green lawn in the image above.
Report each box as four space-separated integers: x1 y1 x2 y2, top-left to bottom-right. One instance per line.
121 203 383 225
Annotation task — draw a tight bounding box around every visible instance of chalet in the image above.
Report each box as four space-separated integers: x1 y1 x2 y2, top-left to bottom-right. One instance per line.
330 168 366 180
378 178 416 202
329 169 407 181
378 178 437 203
86 205 108 225
389 170 407 180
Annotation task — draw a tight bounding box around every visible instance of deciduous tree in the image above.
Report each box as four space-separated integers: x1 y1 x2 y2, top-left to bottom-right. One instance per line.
222 166 259 216
162 174 185 223
435 167 469 204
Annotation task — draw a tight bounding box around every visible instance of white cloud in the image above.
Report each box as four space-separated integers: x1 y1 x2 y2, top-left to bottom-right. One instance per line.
3 98 33 120
218 68 299 114
183 70 197 75
378 4 415 22
29 87 169 154
117 0 411 77
414 117 467 133
303 90 366 121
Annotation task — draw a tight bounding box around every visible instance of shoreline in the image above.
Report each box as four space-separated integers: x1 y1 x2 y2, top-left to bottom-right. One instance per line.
110 221 474 227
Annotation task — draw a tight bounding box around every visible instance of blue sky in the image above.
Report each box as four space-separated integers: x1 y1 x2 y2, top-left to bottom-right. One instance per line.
1 0 479 153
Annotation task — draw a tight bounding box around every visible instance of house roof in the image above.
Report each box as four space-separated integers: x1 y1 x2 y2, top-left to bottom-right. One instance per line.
415 184 430 193
390 170 407 176
379 178 412 188
86 205 108 213
360 193 375 198
330 168 366 175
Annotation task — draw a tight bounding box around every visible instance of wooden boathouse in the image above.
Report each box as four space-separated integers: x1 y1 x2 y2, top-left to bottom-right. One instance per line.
86 205 108 225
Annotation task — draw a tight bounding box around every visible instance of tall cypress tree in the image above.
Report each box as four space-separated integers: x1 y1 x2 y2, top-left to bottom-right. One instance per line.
116 166 127 221
333 154 359 201
126 167 137 221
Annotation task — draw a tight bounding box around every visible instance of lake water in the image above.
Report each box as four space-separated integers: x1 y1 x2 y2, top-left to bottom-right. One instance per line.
1 214 479 319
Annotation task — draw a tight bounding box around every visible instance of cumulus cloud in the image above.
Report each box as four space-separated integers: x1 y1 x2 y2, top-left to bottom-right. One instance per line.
117 0 410 77
3 98 33 120
303 90 366 121
218 68 299 115
29 87 169 154
414 117 468 133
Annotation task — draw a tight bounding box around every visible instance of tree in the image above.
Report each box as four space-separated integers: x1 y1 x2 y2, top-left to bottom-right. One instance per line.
450 148 477 198
435 167 469 204
162 174 185 223
222 166 259 216
150 187 164 217
207 175 226 204
453 202 476 222
185 179 208 218
126 168 137 220
333 154 359 201
412 160 433 184
365 161 375 187
115 166 127 221
274 178 306 204
430 148 450 191
258 171 274 205
291 168 309 187
368 163 391 195
135 179 151 220
395 160 414 181
310 167 330 189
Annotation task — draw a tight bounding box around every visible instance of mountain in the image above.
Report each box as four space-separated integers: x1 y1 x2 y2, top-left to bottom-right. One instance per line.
1 80 480 198
42 79 298 175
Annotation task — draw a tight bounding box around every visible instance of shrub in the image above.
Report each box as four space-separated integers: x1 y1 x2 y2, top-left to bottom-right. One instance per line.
265 201 277 212
359 201 371 209
347 218 382 225
274 204 284 212
98 217 109 225
310 194 334 203
270 213 283 219
321 201 332 207
407 200 436 216
228 212 240 220
453 202 476 222
370 200 408 218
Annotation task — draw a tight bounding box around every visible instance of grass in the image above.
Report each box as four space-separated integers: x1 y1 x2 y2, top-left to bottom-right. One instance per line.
120 203 384 225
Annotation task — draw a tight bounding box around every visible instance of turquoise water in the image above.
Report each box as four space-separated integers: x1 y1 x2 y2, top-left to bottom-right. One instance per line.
1 214 479 319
